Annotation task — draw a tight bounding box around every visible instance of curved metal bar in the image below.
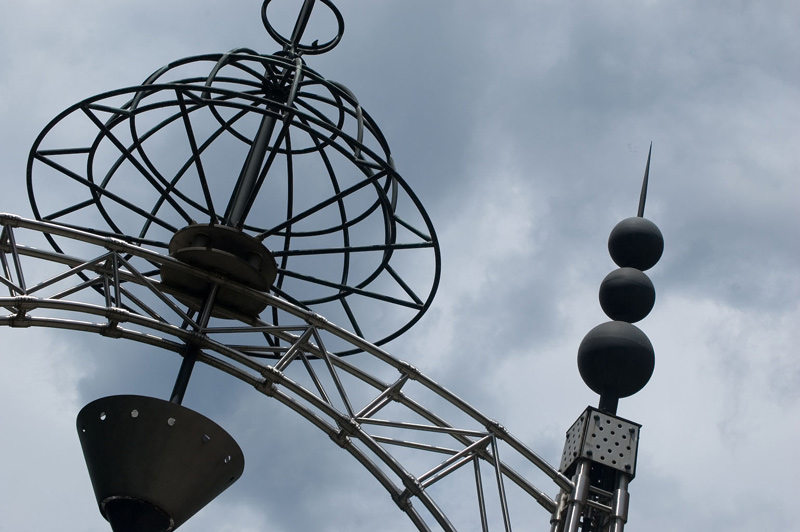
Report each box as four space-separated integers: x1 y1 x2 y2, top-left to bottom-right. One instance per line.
1 215 568 530
27 73 441 350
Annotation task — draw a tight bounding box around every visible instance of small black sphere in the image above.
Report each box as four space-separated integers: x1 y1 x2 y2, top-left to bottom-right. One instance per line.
577 321 655 399
608 217 664 271
599 267 655 322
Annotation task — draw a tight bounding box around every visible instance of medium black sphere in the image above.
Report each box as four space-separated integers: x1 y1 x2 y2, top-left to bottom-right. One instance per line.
599 267 655 322
608 217 663 271
578 321 655 399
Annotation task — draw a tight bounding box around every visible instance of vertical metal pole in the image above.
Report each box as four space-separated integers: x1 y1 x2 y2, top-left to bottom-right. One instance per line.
224 112 279 227
549 489 568 532
169 283 219 404
226 2 313 228
562 459 591 532
111 253 121 308
610 474 630 532
598 394 619 415
6 228 26 294
0 230 13 288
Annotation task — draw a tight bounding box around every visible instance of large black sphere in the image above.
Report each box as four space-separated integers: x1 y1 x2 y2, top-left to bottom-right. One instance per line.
578 321 655 399
599 267 655 322
608 217 663 271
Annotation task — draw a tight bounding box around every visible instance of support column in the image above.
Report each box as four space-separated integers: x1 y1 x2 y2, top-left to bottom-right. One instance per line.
562 459 591 532
610 473 630 532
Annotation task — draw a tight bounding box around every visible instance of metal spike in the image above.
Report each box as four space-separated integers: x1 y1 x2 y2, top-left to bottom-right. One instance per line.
637 142 652 218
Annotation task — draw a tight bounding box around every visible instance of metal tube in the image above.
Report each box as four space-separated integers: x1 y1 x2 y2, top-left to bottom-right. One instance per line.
610 474 630 532
417 435 491 485
273 326 315 371
6 228 26 293
355 373 409 419
1 229 17 296
111 253 121 308
549 489 567 532
490 434 512 532
311 326 355 417
169 283 219 404
562 459 591 532
289 0 316 50
473 457 490 532
598 394 618 414
224 111 278 227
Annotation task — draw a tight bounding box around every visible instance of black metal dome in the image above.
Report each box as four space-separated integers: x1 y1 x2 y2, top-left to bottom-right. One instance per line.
27 0 440 353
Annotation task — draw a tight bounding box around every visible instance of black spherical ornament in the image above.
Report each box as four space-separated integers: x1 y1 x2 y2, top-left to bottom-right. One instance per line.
608 217 664 271
599 267 655 323
577 321 655 399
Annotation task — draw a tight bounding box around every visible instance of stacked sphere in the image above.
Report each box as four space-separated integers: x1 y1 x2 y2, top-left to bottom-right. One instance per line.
578 217 663 405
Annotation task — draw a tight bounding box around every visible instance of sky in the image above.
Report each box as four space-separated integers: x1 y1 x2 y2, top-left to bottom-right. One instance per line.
1 1 799 531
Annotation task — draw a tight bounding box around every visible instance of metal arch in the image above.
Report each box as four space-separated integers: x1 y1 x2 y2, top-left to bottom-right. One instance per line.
0 214 571 530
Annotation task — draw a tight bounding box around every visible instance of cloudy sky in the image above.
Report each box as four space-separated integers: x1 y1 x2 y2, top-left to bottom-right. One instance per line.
1 1 799 531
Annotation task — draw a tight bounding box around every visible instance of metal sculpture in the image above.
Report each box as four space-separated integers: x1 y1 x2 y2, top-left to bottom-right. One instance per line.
551 144 663 532
1 1 662 530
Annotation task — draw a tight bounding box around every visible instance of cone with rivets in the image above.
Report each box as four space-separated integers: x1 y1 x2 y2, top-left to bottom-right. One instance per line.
578 144 663 414
77 396 244 532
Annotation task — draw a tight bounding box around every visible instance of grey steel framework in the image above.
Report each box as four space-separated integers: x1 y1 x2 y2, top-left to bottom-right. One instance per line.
1 0 656 530
0 214 571 530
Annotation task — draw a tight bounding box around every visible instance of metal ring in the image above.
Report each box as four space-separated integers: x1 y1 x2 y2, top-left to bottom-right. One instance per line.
261 0 344 55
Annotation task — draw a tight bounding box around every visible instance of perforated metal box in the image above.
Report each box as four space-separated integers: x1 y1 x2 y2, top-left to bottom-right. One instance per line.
559 406 641 478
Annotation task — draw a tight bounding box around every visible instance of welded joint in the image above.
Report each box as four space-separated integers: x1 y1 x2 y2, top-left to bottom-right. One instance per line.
99 256 118 273
329 429 351 448
0 213 23 228
104 307 131 323
391 488 415 512
100 321 122 338
304 311 329 328
9 314 32 328
332 416 361 447
386 375 410 400
259 364 284 385
184 329 211 348
103 237 135 254
10 296 38 312
356 374 410 419
396 473 424 507
398 360 422 380
255 380 278 397
486 419 508 437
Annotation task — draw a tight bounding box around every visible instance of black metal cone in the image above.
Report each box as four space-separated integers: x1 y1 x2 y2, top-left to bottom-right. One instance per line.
77 395 244 531
104 498 172 532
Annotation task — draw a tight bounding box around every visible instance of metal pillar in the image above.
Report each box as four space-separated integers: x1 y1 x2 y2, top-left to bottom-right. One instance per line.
562 459 591 532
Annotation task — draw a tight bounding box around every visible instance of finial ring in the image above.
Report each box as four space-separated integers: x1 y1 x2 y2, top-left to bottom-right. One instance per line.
262 0 344 55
